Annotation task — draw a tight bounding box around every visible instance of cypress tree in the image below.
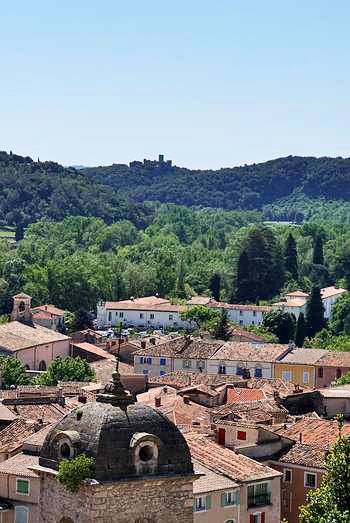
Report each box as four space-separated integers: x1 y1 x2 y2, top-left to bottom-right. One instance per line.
313 236 324 265
209 273 221 301
284 233 298 280
176 258 187 299
213 309 231 341
235 250 251 303
295 312 306 347
305 287 325 337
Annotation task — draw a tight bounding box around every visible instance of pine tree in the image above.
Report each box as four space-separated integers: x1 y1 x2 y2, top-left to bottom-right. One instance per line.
313 236 324 265
284 233 298 280
235 250 251 303
295 312 306 347
213 308 231 341
305 287 325 338
209 273 221 301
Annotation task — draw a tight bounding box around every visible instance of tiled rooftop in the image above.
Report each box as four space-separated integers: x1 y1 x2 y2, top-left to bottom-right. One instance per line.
278 443 327 468
193 461 239 494
72 341 114 360
211 342 290 363
317 351 350 367
208 300 272 312
149 371 244 389
213 399 288 424
226 387 267 404
320 286 347 299
276 418 350 446
103 296 185 312
0 452 39 478
278 348 330 365
185 433 281 482
0 419 38 454
0 320 69 352
186 296 213 306
32 304 65 316
135 337 223 359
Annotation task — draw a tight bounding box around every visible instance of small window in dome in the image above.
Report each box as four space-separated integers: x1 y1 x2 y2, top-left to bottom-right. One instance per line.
139 445 153 462
59 442 72 460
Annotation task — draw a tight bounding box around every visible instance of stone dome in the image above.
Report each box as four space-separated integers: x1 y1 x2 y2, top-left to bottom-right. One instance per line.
39 370 193 481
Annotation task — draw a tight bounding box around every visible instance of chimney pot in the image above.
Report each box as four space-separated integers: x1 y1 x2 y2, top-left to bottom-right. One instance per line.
140 340 146 350
155 397 161 407
163 386 168 393
150 337 156 345
299 432 302 443
183 396 190 405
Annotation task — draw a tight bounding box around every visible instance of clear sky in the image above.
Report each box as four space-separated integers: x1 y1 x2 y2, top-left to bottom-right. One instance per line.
1 1 350 169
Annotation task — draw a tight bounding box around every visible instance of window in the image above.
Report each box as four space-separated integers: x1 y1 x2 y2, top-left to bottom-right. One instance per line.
139 357 144 364
119 312 124 318
108 311 112 322
253 311 257 317
183 359 192 369
140 313 144 319
169 314 173 321
248 482 271 508
219 364 226 375
160 358 166 366
239 310 243 316
221 490 240 507
239 320 243 325
254 366 262 378
194 495 211 512
318 367 323 378
160 371 166 376
303 371 309 384
38 360 46 371
143 369 149 375
150 313 154 319
282 371 292 381
304 472 317 488
146 357 152 364
336 368 342 379
237 430 247 441
236 364 244 376
284 469 292 482
251 514 264 523
16 479 29 495
15 506 29 523
251 320 255 325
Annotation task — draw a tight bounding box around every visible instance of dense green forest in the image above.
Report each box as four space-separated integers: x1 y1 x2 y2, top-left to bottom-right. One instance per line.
0 151 152 231
83 155 350 221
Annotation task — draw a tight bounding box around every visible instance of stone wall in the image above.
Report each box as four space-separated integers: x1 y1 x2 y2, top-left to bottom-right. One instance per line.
39 473 194 523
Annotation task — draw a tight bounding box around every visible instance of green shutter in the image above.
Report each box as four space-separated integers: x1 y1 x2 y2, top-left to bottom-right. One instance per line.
221 493 226 507
205 495 212 510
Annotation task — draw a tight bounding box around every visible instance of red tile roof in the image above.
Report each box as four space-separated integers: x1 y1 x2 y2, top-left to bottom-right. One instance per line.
226 387 267 404
276 418 350 446
0 452 39 478
185 433 281 482
32 304 65 316
208 300 272 312
103 296 185 312
149 371 244 389
211 342 290 363
0 419 37 454
72 341 114 360
278 443 327 468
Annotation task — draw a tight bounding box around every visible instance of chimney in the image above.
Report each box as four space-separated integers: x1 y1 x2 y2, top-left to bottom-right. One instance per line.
57 394 66 407
78 394 87 404
163 386 168 394
155 397 161 407
299 432 302 444
140 340 146 350
150 337 156 345
192 420 200 427
183 396 190 405
130 296 135 301
45 305 47 311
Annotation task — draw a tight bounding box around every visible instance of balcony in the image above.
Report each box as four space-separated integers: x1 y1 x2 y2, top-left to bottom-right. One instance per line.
248 492 272 508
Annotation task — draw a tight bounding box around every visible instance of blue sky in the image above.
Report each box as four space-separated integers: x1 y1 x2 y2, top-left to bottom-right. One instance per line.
1 1 350 169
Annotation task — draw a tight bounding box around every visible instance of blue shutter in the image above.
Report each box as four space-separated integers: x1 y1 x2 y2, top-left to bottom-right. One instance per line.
236 489 241 505
205 495 211 509
221 493 226 507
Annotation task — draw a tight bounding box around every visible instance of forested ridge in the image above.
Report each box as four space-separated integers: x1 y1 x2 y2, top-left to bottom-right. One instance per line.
84 155 350 216
0 151 152 229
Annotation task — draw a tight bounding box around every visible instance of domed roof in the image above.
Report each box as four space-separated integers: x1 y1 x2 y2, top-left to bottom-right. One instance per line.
39 370 193 481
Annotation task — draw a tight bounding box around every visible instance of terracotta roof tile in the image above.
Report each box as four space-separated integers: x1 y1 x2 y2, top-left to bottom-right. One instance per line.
208 301 272 312
32 304 65 316
149 371 244 389
0 452 39 478
103 296 185 312
135 337 223 359
211 342 290 363
193 461 239 493
278 443 327 468
276 418 350 446
226 387 267 403
213 399 288 424
72 342 114 360
0 321 69 352
320 286 347 299
278 348 330 365
317 351 350 368
185 433 281 482
0 419 38 454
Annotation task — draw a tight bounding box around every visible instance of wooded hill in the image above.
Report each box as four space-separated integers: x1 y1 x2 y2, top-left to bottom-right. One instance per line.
0 151 152 230
84 155 350 214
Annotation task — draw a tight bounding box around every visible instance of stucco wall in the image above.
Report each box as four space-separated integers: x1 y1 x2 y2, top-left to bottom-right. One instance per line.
194 489 240 523
15 339 70 370
208 359 273 379
0 473 40 523
273 364 315 387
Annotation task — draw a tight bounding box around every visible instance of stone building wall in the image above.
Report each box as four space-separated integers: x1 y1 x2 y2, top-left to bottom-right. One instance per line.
39 473 194 523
